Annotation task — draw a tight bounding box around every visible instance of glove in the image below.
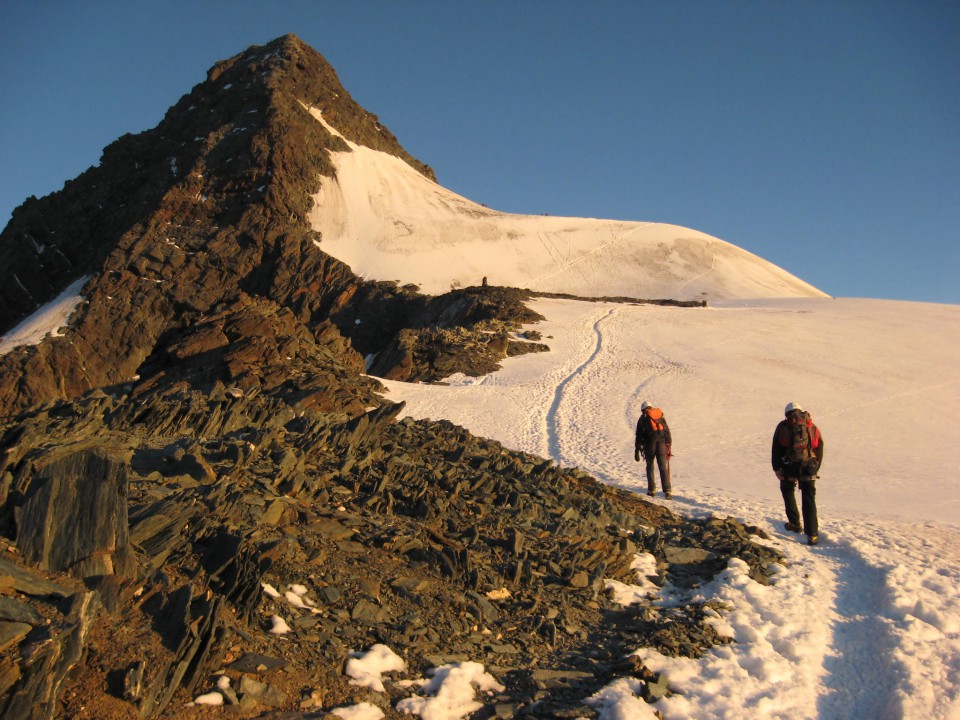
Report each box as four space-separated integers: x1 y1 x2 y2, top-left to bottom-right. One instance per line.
775 470 784 481
666 444 673 458
634 450 640 462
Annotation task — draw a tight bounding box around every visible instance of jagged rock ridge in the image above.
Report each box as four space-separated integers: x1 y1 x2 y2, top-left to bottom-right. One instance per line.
0 33 451 418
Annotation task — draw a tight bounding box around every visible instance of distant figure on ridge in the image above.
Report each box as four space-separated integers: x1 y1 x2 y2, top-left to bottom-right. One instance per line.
772 402 824 546
635 401 673 499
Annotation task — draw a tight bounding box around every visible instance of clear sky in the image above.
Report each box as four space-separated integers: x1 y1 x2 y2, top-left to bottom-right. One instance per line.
2 1 957 304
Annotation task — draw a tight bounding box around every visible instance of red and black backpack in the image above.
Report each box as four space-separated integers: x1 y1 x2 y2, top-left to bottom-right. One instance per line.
779 411 820 463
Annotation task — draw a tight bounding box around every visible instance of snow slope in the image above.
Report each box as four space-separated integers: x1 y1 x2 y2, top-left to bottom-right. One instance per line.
307 109 827 301
0 275 88 356
381 296 960 719
384 297 959 525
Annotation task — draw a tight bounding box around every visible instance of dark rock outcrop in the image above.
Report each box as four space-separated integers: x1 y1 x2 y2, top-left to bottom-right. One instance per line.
355 284 550 382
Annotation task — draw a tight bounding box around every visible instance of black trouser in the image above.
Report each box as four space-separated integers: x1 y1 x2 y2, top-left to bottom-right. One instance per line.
780 475 818 536
645 444 671 494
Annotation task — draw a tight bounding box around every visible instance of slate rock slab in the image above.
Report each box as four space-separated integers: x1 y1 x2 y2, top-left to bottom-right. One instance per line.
15 445 136 578
0 559 70 598
0 597 42 624
0 621 31 653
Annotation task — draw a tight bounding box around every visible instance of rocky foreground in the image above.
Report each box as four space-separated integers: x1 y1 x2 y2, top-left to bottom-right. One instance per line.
0 355 782 719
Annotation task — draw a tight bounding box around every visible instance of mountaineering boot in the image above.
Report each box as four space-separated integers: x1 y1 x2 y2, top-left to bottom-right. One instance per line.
807 534 820 546
784 522 802 533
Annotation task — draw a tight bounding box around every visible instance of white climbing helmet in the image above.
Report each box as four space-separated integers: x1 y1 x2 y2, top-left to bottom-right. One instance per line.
641 401 650 410
784 402 803 415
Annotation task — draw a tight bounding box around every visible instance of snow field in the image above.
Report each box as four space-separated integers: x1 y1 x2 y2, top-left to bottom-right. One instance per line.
382 296 960 719
306 109 826 301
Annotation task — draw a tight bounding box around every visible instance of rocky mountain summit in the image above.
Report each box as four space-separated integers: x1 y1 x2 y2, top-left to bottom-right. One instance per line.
0 35 782 718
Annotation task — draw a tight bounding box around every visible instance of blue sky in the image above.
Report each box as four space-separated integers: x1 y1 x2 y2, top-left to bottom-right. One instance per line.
2 1 957 304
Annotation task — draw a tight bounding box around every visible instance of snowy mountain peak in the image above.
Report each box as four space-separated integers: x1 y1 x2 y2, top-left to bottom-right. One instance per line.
308 110 828 300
